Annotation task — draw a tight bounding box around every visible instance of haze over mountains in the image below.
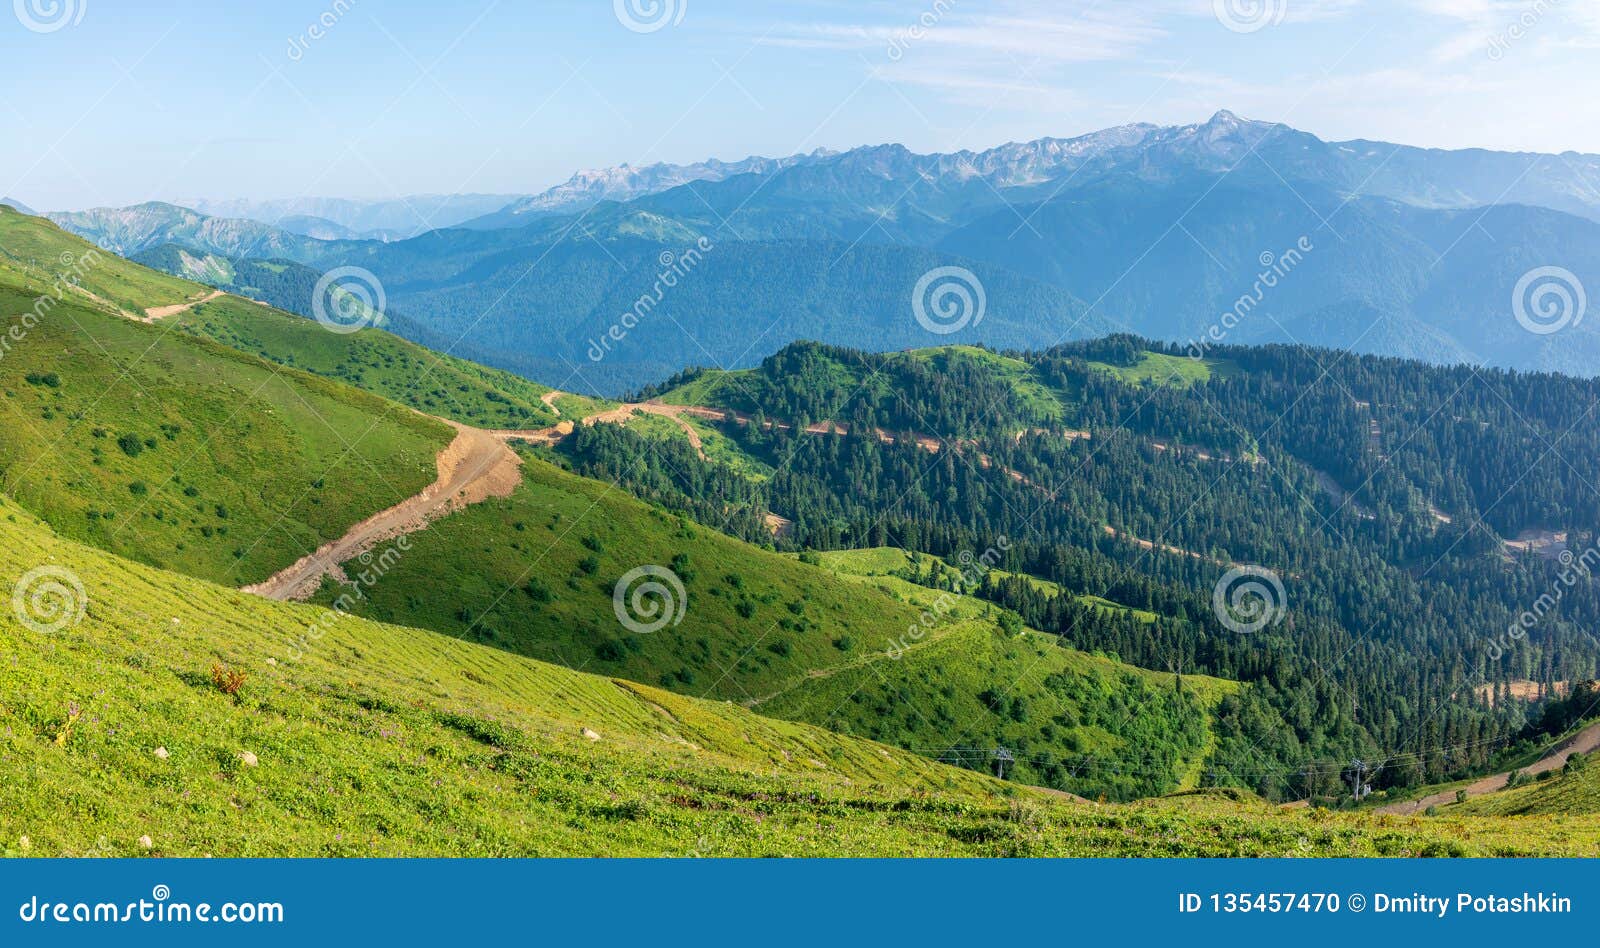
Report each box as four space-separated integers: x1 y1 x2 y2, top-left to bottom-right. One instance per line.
47 111 1600 393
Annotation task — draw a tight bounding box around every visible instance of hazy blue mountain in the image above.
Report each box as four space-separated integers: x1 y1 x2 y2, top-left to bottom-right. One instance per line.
380 235 1108 394
271 214 366 241
52 112 1600 389
935 166 1600 374
617 111 1600 243
460 151 836 229
0 197 34 215
182 194 522 239
47 201 334 260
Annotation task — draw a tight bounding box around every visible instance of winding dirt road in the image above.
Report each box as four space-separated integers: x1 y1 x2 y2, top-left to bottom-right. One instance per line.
143 289 225 321
242 421 523 601
244 400 714 600
1375 718 1600 815
240 390 1238 602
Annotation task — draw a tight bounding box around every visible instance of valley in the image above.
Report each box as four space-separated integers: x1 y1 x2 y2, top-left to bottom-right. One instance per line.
5 171 1600 856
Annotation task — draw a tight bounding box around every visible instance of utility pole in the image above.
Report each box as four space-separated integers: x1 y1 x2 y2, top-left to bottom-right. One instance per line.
994 747 1014 781
1348 759 1370 801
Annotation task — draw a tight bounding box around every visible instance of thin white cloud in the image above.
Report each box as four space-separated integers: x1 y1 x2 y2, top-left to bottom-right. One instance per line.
758 6 1166 64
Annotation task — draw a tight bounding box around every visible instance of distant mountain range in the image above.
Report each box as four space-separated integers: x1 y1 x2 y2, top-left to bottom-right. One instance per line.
51 112 1600 393
179 194 523 240
458 150 836 229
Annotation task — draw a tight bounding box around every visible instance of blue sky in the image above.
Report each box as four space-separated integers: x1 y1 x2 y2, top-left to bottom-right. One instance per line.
4 0 1598 210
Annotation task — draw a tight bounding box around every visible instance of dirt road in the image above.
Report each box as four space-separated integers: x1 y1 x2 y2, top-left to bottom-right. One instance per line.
1375 718 1600 815
495 400 710 460
238 393 1128 602
143 289 225 321
242 421 522 601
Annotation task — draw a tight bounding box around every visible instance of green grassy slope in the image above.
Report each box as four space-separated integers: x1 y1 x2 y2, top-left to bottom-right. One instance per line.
1088 350 1237 388
0 285 447 586
1 208 571 430
759 549 1237 799
5 496 1594 857
170 294 569 430
0 205 199 315
1445 755 1600 817
311 451 1238 798
311 449 930 700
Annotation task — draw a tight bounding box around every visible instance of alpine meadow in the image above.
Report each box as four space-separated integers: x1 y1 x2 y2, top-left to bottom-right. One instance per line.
7 1 1600 917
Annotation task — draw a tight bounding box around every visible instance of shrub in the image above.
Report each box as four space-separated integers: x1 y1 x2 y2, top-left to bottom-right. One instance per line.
117 434 144 457
210 664 246 696
522 578 552 602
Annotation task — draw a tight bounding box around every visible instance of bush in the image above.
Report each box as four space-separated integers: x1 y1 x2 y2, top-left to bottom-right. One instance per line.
117 434 144 457
522 578 552 603
210 664 246 696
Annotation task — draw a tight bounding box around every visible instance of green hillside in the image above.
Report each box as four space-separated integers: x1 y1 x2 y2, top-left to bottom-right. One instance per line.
0 204 200 315
7 495 1597 857
1452 756 1600 817
307 446 1234 798
130 244 327 318
169 294 572 430
0 283 447 586
309 447 927 699
1 209 572 431
758 549 1236 799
